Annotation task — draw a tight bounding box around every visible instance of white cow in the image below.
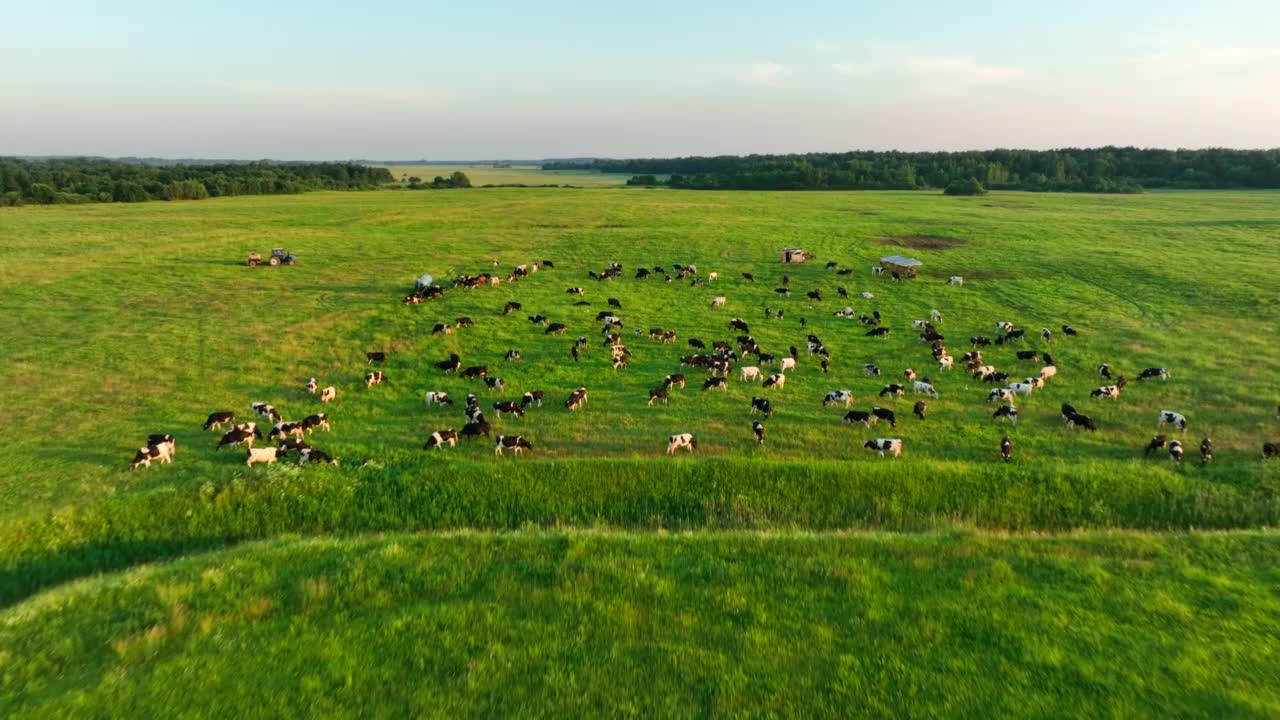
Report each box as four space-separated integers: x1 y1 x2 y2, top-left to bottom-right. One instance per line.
247 447 284 467
1039 366 1057 381
1007 382 1035 397
739 366 762 382
780 357 796 373
711 296 726 307
320 386 336 403
1157 410 1188 432
823 390 854 408
913 381 939 399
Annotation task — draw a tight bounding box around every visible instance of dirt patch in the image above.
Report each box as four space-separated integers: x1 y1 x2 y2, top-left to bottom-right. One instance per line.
879 235 966 250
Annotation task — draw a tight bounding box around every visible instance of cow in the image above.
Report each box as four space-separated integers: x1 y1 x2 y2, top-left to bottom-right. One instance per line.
366 351 386 364
843 410 872 428
1168 440 1184 464
483 377 505 391
1041 328 1052 343
1017 350 1038 361
664 374 687 389
774 287 790 296
739 366 762 382
711 296 726 307
863 364 881 377
1138 367 1169 382
1061 325 1078 336
947 276 963 286
203 411 235 431
130 440 173 470
1264 442 1280 459
648 387 669 406
1157 410 1188 433
424 429 458 450
666 433 697 455
866 327 890 338
306 378 317 394
1042 353 1056 367
505 349 522 362
995 322 1015 333
820 356 830 374
753 421 765 444
729 318 750 333
1200 438 1214 465
860 291 874 300
903 368 918 382
365 371 385 387
298 448 337 466
528 315 548 326
1065 413 1097 431
608 297 623 309
1001 436 1013 463
1060 403 1078 422
1098 363 1113 379
879 384 904 398
437 353 462 373
938 355 954 371
318 386 336 403
301 413 330 433
762 374 786 390
863 438 902 458
871 266 884 276
992 405 1019 425
871 407 897 428
565 387 589 410
455 317 475 329
1039 366 1057 381
504 301 522 315
741 272 754 281
913 401 928 420
971 336 992 347
493 401 524 419
1090 385 1121 400
268 421 305 441
931 309 943 323
823 390 854 408
988 388 1015 404
495 435 533 456
806 289 822 301
1144 434 1168 456
687 338 706 350
460 421 491 440
751 397 772 418
566 287 584 295
1024 376 1045 390
1008 382 1035 398
780 357 796 373
425 391 452 406
703 377 728 391
462 366 488 379
520 391 544 408
216 428 257 451
247 446 285 467
546 322 567 335
251 402 281 422
912 381 938 399
278 437 310 452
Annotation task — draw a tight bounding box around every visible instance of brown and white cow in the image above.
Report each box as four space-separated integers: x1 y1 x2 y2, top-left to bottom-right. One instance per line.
424 429 458 449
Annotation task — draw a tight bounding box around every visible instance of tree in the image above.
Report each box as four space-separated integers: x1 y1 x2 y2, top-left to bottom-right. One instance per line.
113 180 151 203
29 183 59 204
943 178 987 196
449 171 472 188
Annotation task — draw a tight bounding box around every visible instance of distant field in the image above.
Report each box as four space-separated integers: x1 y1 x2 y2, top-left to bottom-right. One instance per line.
376 164 633 187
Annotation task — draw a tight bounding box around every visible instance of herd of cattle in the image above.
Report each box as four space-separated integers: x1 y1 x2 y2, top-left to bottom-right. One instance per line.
130 256 1280 469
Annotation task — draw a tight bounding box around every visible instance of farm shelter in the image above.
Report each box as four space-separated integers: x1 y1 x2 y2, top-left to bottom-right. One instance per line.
879 255 922 277
781 247 809 263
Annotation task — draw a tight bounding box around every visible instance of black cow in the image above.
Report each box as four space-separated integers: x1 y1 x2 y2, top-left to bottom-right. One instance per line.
437 353 462 372
546 322 567 335
648 387 669 405
843 410 872 428
1061 325 1078 336
528 314 548 325
688 338 706 350
460 421 491 439
1016 350 1038 361
493 400 524 418
203 411 234 431
504 301 522 315
1137 367 1169 381
879 384 905 398
366 351 386 364
866 327 891 338
871 407 897 428
461 366 488 378
1065 413 1097 431
742 272 754 281
1145 434 1168 455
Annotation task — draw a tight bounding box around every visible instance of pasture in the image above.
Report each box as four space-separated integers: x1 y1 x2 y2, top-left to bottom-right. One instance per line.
375 164 632 187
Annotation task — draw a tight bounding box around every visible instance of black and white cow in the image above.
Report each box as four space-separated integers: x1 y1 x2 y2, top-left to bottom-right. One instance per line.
217 427 258 450
750 397 772 418
566 287 584 295
565 387 588 410
1065 413 1097 431
365 371 385 387
460 421 491 439
504 301 522 315
461 366 488 379
545 322 568 335
992 405 1019 425
664 374 687 389
495 435 533 456
1145 434 1168 455
843 410 872 428
863 438 902 458
1168 439 1184 464
484 376 506 391
298 448 337 466
203 411 235 431
425 391 452 406
665 433 697 454
424 429 458 449
753 421 765 444
879 384 904 398
505 349 522 361
1138 367 1169 382
251 402 281 422
762 373 786 389
1090 385 1121 399
455 317 475 328
871 407 897 428
268 421 305 440
704 377 728 391
521 391 544 408
1061 325 1078 336
648 387 669 405
866 327 891 338
437 353 462 373
366 351 386 364
823 390 854 408
863 364 881 377
301 413 330 433
1200 438 1214 465
1157 410 1187 432
493 401 524 418
130 440 173 470
1001 436 1013 462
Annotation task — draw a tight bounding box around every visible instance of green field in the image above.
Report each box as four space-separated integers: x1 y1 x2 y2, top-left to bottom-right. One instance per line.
376 164 633 187
2 187 1279 714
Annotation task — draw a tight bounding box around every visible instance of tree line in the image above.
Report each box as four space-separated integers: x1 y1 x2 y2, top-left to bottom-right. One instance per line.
549 147 1280 193
0 158 394 206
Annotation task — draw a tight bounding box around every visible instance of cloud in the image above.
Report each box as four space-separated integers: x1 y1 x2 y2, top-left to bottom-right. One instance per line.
901 55 1026 86
742 62 784 86
831 62 872 78
1137 46 1277 77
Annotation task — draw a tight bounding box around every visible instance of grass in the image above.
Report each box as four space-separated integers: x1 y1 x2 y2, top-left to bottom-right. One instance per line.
375 164 633 187
4 529 1280 718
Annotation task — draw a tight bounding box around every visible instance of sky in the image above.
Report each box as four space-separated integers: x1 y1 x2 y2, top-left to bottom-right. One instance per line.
2 0 1278 160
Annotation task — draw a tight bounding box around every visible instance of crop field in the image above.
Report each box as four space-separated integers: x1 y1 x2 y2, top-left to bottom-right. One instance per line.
2 187 1280 714
376 164 632 187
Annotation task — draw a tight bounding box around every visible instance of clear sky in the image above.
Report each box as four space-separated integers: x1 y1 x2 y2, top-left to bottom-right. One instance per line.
2 0 1277 159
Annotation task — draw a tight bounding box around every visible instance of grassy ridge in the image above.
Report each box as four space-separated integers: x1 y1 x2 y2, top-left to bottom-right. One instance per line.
5 530 1280 718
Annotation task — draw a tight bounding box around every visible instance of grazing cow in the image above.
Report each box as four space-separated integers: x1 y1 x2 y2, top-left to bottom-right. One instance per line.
913 401 928 420
268 421 305 441
437 353 462 373
739 366 762 382
251 402 281 422
938 355 954 371
688 339 706 350
863 438 903 458
753 421 765 444
931 309 943 323
1145 434 1168 455
1264 442 1280 459
821 356 831 374
503 349 522 362
528 314 548 326
774 287 790 296
780 357 796 373
493 401 524 419
1017 350 1038 361
751 397 772 418
664 374 687 389
1061 403 1078 421
729 318 750 333
1061 325 1078 336
567 287 584 295
1090 385 1121 399
866 327 890 338
455 317 474 328
424 429 458 449
366 351 386 364
608 298 622 309
824 390 854 408
1024 376 1045 390
1041 328 1052 343
1008 382 1035 398
762 374 786 390
460 421 490 440
1200 438 1214 465
424 391 452 406
247 447 285 467
298 449 337 466
871 407 897 428
565 387 589 410
742 272 754 281
1098 363 1113 379
130 440 173 470
988 388 1016 404
301 413 330 433
1001 436 1013 462
1065 413 1097 431
711 296 726 307
666 433 697 455
1039 366 1057 381
1157 410 1188 432
947 276 963 286
504 301 522 315
704 377 728 391
806 289 822 301
913 381 939 399
320 386 336 403
306 378 317 394
648 387 669 406
1042 353 1056 367
860 291 874 300
495 435 533 456
971 336 992 348
462 366 488 379
992 405 1019 425
843 410 872 428
546 322 567 335
1138 367 1169 382
365 371 385 387
863 364 881 377
870 266 884 276
520 391 544 408
203 411 235 431
278 438 310 452
904 368 918 382
1169 440 1184 464
216 428 257 450
484 377 505 391
879 384 904 398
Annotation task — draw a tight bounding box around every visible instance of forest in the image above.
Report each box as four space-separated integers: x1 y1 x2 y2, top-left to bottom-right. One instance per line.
546 147 1280 192
0 158 393 205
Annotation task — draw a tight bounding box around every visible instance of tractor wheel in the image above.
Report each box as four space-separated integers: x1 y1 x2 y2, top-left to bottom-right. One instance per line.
247 259 259 267
268 256 281 266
